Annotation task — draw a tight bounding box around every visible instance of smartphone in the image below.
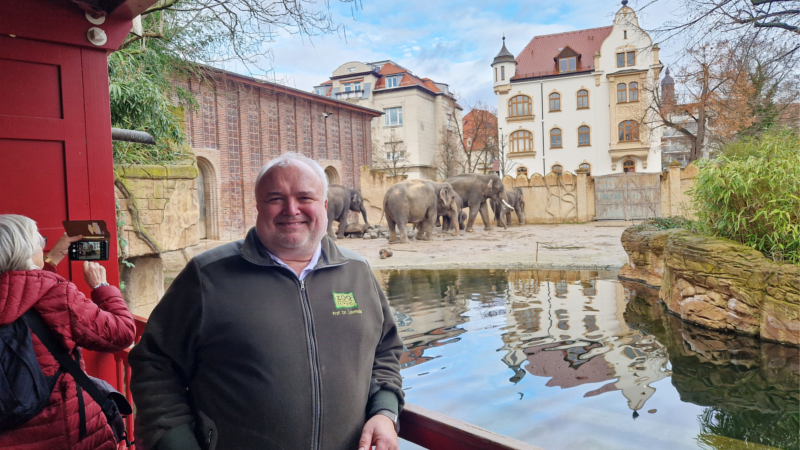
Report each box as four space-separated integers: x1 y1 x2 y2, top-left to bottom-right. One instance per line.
62 220 111 261
68 240 109 261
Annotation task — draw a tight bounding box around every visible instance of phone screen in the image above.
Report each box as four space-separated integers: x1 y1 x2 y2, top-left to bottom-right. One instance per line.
69 240 108 261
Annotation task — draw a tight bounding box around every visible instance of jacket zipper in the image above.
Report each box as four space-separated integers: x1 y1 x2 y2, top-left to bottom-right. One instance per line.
299 278 322 450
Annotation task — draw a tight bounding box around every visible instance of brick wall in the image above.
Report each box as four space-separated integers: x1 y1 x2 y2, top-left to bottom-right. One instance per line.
185 70 379 240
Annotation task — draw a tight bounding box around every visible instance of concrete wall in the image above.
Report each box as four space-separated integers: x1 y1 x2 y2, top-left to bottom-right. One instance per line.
359 163 695 226
115 163 200 317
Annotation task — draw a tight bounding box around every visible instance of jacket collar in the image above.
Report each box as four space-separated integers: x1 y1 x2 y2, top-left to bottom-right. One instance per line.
240 227 348 269
0 270 62 325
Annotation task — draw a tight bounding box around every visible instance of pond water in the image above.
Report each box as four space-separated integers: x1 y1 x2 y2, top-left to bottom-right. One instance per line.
379 269 799 450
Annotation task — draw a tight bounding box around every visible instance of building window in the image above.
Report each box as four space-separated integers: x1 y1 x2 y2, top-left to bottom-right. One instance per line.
510 130 533 153
509 95 532 117
488 137 494 145
617 53 625 67
466 138 472 147
551 164 563 175
579 162 591 176
386 151 405 161
617 52 636 67
517 166 528 176
624 30 627 39
386 76 399 88
501 66 505 80
617 83 627 102
348 67 356 73
629 82 639 101
314 87 327 95
618 120 639 141
623 160 636 173
550 128 562 148
385 107 403 126
559 57 576 73
549 92 561 111
577 89 589 109
627 51 635 66
495 67 497 82
578 126 590 146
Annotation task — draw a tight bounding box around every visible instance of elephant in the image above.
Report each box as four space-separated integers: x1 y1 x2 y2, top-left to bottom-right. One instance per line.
491 188 526 227
348 188 370 227
326 184 351 239
445 173 505 232
384 180 460 243
439 191 466 233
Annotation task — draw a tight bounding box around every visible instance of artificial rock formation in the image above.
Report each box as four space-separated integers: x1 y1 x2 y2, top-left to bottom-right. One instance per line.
620 225 799 346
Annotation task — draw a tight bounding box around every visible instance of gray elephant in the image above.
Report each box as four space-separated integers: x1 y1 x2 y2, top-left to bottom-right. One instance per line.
445 173 505 232
326 184 351 239
491 187 526 227
384 180 460 243
348 188 370 227
439 191 466 233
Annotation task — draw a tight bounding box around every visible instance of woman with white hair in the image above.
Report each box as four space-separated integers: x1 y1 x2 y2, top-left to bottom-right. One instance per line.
0 214 135 450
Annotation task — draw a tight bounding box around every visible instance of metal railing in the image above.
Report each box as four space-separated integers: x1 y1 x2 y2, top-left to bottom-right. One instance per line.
86 317 542 450
335 90 364 100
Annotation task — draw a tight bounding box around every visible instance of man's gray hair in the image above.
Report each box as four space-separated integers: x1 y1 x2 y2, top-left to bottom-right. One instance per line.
0 214 41 273
254 153 329 198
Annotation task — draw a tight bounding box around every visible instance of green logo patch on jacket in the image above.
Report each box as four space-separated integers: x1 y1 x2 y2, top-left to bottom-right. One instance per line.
333 292 358 309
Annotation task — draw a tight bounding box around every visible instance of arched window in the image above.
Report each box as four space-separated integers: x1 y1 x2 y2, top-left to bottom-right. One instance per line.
508 95 532 117
551 164 563 175
618 120 639 141
550 128 562 148
510 130 533 153
617 83 627 102
549 93 561 111
623 160 636 173
517 166 528 176
577 90 589 109
578 126 591 146
579 162 591 176
629 82 639 101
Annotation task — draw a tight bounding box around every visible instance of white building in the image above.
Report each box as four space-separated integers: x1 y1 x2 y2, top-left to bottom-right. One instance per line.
492 2 663 177
315 61 461 180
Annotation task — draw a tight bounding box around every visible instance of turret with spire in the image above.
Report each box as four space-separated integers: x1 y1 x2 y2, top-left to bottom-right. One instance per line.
491 36 517 91
661 67 675 103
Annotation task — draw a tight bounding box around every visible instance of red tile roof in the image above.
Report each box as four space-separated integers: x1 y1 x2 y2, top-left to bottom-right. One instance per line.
319 61 449 97
378 62 406 76
513 26 613 80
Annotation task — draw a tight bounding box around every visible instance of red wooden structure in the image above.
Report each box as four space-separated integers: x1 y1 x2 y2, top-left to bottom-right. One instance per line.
0 0 157 414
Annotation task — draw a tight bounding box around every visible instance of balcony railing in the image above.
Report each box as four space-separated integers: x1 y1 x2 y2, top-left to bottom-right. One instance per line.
335 90 364 100
86 316 542 450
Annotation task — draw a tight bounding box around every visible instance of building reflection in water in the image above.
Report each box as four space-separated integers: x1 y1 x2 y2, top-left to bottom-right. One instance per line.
382 268 671 415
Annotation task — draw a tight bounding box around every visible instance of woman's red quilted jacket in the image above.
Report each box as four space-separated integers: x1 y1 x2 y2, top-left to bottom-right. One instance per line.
0 267 135 450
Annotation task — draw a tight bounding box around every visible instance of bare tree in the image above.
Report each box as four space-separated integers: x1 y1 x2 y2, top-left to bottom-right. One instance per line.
434 123 464 180
644 38 799 161
372 129 410 178
496 132 518 178
646 0 800 58
441 97 499 174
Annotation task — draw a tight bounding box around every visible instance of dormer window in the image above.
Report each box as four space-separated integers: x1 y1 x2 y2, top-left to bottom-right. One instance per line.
559 57 576 73
386 76 399 88
314 87 327 96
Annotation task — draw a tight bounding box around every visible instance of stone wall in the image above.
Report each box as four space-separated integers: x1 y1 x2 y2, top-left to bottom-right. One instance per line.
115 163 200 317
359 163 696 227
620 225 799 346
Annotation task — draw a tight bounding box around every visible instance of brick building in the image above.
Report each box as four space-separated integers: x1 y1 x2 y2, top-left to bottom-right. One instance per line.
179 69 382 240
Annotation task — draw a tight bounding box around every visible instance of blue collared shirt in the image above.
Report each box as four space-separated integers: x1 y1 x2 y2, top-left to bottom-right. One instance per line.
266 244 323 281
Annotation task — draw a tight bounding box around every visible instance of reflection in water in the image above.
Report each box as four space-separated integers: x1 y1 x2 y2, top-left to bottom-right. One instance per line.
382 269 799 450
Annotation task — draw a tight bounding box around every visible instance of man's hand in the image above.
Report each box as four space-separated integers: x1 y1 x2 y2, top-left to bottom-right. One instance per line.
358 414 398 450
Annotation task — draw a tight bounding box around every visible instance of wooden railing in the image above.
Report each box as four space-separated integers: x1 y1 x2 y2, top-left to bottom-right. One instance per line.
86 317 542 450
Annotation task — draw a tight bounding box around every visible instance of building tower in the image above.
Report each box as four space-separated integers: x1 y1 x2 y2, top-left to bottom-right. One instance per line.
660 67 675 104
492 36 517 92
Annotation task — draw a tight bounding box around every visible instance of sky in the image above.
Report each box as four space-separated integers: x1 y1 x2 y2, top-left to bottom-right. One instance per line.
220 0 689 108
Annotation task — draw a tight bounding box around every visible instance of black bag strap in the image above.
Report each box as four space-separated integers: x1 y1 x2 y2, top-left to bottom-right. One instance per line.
22 310 116 415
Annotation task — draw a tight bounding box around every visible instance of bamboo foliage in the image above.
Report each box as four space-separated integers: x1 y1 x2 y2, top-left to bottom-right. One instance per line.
689 128 800 264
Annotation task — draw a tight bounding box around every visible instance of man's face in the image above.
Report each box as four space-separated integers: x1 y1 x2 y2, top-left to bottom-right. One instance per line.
255 162 328 259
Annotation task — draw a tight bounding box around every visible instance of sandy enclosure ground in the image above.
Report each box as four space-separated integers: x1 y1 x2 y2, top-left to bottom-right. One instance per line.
335 222 631 270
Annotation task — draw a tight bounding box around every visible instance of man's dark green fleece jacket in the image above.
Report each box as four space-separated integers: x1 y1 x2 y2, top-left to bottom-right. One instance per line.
129 229 404 450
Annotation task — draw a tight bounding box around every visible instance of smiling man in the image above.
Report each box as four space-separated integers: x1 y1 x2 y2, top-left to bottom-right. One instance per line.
130 153 404 450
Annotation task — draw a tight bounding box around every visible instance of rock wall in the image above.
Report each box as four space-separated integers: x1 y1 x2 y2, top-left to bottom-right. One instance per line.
115 164 200 317
620 225 800 346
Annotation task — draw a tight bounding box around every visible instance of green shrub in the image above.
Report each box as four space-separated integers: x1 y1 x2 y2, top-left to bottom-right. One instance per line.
689 128 800 264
